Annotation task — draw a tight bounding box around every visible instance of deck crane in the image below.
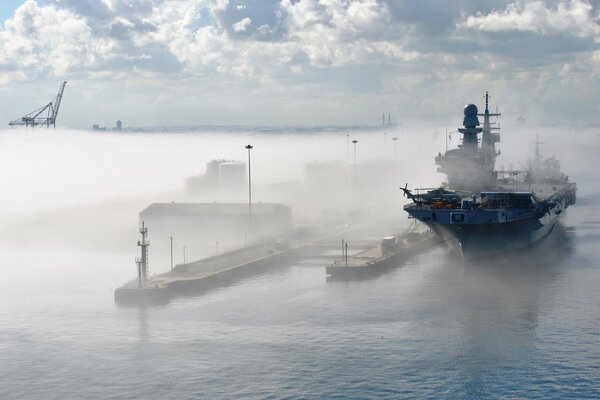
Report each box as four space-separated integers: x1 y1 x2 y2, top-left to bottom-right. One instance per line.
9 81 67 128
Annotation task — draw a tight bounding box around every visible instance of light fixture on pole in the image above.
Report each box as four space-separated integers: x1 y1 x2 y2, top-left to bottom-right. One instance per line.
351 139 358 209
245 144 253 224
346 134 350 164
170 236 173 270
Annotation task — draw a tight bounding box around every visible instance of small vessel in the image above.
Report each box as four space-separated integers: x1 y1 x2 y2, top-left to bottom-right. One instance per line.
402 93 576 260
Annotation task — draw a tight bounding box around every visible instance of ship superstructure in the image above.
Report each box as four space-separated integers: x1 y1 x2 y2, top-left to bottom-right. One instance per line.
435 93 500 191
403 93 576 260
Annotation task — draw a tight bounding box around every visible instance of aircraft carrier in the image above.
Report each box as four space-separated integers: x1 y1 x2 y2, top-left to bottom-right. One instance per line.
402 93 577 261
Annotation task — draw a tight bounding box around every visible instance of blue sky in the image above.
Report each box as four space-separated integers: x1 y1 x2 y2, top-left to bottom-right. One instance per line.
0 0 598 128
0 0 23 23
0 0 43 24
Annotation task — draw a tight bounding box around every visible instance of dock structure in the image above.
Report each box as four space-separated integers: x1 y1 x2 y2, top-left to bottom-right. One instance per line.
326 228 442 279
115 241 295 306
115 219 444 306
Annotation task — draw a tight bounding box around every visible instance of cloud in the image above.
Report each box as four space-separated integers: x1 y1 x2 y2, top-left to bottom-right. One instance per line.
0 0 98 76
232 16 251 32
461 0 600 39
280 0 416 67
0 0 599 126
282 0 391 40
0 0 184 80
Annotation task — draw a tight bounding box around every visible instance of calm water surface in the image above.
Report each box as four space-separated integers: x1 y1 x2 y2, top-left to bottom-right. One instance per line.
1 209 599 399
1 129 600 399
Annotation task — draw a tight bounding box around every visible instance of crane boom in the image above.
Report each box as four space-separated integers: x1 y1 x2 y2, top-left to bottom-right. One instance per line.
9 81 68 128
51 81 67 126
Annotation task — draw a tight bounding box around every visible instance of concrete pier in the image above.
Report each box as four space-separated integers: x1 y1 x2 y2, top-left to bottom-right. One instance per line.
115 242 295 306
115 221 442 306
326 231 442 279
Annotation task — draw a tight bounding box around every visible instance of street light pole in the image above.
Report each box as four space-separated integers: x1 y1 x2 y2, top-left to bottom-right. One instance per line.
170 236 173 270
352 139 358 209
393 137 399 182
346 134 350 164
245 144 253 224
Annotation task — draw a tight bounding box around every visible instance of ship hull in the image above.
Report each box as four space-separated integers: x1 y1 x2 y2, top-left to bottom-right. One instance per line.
426 210 558 261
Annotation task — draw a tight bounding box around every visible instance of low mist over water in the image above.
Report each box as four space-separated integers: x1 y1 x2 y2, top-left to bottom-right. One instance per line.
0 124 599 398
2 0 599 396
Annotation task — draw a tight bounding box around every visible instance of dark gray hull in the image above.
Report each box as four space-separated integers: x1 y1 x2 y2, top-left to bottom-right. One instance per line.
428 210 558 261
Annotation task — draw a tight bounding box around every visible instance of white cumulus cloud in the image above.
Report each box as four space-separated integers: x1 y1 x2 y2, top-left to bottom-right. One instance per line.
232 17 251 32
461 0 600 39
0 0 598 126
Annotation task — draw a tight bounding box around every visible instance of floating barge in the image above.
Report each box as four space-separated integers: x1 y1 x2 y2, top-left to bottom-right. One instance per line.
326 230 441 279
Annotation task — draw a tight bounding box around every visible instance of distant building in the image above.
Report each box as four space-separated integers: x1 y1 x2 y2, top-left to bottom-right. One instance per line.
116 120 122 131
92 124 107 131
186 159 247 201
218 161 246 197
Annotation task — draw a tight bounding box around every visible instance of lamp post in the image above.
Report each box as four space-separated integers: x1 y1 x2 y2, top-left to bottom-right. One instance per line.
393 137 399 182
352 139 358 208
245 144 253 224
170 236 173 270
346 134 350 164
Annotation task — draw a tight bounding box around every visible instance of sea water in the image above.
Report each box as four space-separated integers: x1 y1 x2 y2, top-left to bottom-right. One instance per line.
0 127 599 399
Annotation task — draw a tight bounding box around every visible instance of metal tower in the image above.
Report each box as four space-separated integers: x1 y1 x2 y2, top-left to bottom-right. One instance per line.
135 222 150 288
9 81 67 128
478 91 501 161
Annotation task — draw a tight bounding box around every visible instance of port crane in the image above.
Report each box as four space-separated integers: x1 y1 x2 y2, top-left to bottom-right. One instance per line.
9 81 67 128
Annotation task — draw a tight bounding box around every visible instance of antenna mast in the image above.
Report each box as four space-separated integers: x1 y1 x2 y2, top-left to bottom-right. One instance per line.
135 222 150 288
479 91 501 159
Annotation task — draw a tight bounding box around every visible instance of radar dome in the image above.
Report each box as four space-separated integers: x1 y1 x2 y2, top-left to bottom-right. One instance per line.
464 104 478 117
